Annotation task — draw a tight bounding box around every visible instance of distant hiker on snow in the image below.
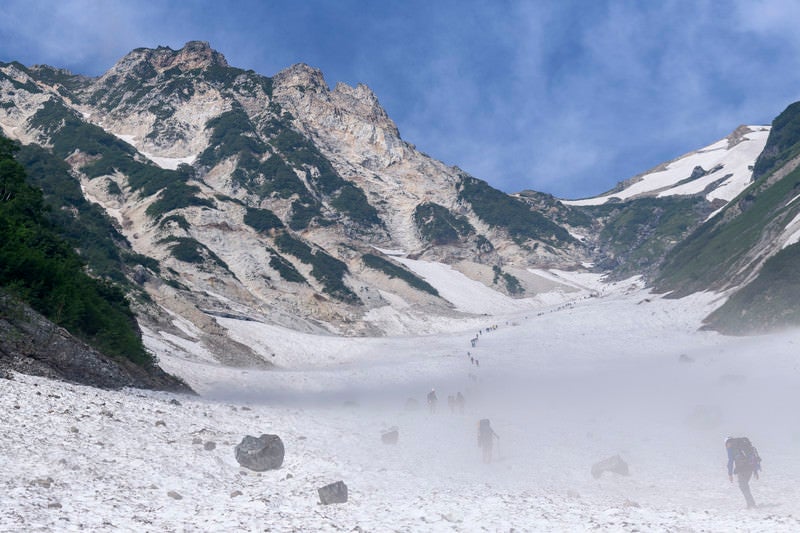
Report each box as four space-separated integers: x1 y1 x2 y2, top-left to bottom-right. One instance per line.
726 436 762 508
478 419 499 463
427 389 438 414
456 391 465 414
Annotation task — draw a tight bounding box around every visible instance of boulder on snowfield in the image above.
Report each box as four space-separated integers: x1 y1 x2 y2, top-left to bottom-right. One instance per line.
234 434 284 471
591 454 629 479
318 480 348 505
381 427 399 444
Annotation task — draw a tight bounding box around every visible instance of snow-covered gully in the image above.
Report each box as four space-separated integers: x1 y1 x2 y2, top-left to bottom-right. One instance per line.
2 283 799 532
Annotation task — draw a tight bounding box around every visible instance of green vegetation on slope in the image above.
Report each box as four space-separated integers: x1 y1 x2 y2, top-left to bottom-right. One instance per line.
362 253 439 296
244 207 284 233
267 248 306 284
703 242 800 333
158 236 231 273
752 102 800 180
457 176 573 245
492 265 523 295
587 196 709 276
655 166 800 296
29 100 211 221
274 231 358 303
413 202 474 245
0 136 152 365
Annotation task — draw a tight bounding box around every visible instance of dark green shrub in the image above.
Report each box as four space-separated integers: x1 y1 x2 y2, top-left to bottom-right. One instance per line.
274 232 358 303
145 181 215 220
160 236 230 271
159 214 191 231
414 202 474 244
362 253 439 296
244 207 284 233
268 249 306 283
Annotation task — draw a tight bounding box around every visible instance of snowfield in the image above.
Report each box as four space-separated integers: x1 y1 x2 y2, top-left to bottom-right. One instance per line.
3 277 800 532
563 126 770 208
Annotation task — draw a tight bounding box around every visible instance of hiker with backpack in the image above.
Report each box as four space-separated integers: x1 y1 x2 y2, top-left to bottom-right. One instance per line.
427 388 438 414
478 419 499 463
725 436 762 508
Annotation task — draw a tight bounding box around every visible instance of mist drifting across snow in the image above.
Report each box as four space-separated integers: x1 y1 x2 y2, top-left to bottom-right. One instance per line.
197 292 800 515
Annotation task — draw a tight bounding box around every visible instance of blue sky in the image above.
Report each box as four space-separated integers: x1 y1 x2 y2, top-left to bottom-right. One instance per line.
2 0 800 199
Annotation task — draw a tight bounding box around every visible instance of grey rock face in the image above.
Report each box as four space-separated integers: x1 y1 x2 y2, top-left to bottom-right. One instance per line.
318 480 348 505
591 455 630 479
234 434 285 471
0 295 192 393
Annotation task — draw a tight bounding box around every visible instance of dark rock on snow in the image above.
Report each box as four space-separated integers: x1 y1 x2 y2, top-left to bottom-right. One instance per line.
381 427 399 444
234 434 285 471
591 454 630 479
318 480 348 505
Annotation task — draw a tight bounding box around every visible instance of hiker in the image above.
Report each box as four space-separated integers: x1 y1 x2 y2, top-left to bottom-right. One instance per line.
427 388 438 414
726 436 762 508
456 391 465 414
478 419 499 463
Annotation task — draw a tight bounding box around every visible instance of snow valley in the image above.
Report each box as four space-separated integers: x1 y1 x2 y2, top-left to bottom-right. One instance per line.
3 39 800 532
3 278 800 532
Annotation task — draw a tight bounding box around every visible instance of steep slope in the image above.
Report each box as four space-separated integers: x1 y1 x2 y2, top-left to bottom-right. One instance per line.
655 101 800 332
0 42 588 366
554 126 772 282
564 125 770 209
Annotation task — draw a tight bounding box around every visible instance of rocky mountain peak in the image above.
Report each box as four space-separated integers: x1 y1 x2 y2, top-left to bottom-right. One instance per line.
106 41 228 79
273 63 329 93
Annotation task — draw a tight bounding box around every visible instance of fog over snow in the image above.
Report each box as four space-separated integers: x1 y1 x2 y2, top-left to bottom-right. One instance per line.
3 273 800 531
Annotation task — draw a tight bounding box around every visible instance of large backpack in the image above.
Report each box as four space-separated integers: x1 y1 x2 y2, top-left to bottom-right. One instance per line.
728 437 761 473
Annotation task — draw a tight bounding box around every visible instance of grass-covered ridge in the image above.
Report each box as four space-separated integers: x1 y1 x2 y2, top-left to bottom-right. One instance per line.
703 242 800 333
752 101 800 180
362 253 439 297
0 135 153 366
267 248 306 284
457 175 572 245
413 202 474 245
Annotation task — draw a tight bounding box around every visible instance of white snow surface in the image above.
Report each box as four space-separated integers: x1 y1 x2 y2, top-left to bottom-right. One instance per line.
392 257 546 315
3 283 800 532
565 126 770 206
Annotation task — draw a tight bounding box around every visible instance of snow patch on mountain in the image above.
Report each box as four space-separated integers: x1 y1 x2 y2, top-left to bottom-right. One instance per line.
565 126 770 206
